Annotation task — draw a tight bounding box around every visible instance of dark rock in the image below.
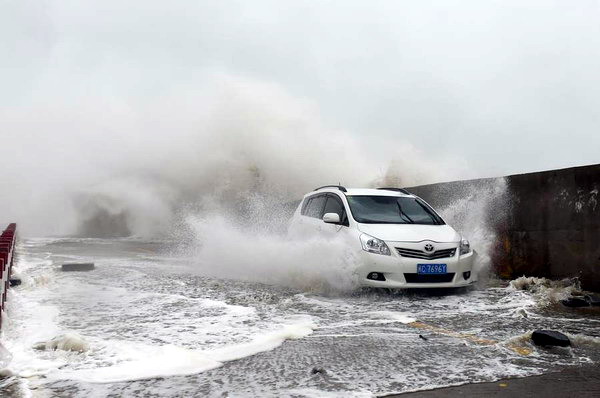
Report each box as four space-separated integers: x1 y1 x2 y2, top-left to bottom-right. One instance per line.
557 277 580 288
531 330 571 347
9 278 21 287
311 367 326 375
584 294 600 306
62 263 95 272
561 297 591 308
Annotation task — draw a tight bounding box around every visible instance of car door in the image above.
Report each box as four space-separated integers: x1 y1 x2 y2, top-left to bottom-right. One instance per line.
303 194 327 236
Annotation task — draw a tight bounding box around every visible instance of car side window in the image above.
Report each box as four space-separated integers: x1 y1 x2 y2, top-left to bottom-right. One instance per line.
323 194 349 226
305 195 326 218
301 197 312 216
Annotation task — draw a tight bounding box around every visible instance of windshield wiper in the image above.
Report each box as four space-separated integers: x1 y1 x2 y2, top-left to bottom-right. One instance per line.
396 202 414 224
415 200 443 225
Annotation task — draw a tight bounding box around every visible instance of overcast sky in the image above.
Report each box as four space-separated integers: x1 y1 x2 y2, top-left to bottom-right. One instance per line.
2 0 600 179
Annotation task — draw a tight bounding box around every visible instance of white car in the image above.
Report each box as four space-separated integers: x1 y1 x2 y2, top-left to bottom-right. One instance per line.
288 186 476 289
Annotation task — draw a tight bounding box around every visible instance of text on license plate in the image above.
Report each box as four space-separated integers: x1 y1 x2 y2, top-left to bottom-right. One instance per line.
417 264 447 274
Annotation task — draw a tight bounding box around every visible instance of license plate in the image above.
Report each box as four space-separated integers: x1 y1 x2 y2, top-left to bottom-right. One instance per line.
417 264 447 274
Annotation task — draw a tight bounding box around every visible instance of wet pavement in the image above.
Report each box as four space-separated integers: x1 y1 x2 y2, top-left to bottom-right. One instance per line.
394 364 600 398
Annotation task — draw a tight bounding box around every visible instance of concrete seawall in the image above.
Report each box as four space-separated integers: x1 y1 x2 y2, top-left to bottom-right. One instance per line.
408 164 600 292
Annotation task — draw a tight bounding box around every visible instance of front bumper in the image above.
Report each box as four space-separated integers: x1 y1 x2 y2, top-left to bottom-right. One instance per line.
356 241 477 289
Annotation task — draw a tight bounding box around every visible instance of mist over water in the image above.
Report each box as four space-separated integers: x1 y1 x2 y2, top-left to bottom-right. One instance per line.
2 75 469 238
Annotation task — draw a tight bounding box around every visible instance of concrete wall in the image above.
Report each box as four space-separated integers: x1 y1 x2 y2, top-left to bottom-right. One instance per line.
407 164 600 292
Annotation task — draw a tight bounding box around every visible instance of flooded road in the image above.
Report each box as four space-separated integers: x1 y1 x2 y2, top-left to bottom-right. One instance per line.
1 238 599 397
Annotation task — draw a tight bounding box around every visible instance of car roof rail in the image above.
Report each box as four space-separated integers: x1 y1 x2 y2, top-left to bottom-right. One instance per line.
314 185 348 193
377 187 412 195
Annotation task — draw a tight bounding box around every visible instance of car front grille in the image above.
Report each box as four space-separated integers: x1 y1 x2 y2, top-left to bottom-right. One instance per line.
404 273 455 283
396 247 456 260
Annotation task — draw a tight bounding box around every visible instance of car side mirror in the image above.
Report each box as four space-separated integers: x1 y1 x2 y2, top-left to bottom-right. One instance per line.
323 213 341 224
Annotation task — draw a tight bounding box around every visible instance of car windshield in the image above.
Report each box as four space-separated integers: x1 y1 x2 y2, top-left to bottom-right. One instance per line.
346 196 445 225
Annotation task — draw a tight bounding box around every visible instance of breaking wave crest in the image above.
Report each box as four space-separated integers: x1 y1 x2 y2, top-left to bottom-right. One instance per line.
508 276 583 306
186 214 361 294
433 178 510 285
55 318 315 384
34 334 90 353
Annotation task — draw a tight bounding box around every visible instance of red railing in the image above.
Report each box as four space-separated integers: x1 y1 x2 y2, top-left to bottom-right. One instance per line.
0 223 17 330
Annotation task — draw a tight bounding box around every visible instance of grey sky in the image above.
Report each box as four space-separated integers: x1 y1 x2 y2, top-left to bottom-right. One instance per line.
2 0 600 177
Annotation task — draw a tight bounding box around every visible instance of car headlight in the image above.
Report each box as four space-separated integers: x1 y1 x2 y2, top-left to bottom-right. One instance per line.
360 233 391 256
459 238 471 255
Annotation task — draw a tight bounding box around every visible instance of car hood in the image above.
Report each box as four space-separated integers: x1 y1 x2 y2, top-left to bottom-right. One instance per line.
357 223 461 243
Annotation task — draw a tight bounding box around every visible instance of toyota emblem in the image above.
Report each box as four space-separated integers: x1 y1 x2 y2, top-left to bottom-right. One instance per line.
424 243 434 252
